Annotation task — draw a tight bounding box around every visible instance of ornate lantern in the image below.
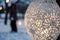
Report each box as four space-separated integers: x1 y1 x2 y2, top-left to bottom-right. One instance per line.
25 0 60 40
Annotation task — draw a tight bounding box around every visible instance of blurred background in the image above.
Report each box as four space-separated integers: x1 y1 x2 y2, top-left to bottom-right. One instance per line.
0 0 32 19
0 0 32 40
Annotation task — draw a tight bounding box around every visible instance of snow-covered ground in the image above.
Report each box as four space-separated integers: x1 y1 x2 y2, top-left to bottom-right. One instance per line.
0 19 31 40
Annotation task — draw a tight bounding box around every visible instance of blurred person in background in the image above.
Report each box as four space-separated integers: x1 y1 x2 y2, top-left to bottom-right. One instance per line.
9 3 17 32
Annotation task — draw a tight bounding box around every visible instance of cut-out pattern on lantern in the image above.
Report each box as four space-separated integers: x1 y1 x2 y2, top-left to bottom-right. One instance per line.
25 0 60 40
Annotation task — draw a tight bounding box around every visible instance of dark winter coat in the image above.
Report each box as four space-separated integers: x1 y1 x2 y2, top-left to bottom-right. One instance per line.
9 4 17 20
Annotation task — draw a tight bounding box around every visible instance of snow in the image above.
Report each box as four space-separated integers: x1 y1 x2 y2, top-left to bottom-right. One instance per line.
0 19 31 40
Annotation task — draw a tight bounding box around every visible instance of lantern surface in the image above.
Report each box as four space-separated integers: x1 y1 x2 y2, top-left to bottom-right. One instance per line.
25 0 60 40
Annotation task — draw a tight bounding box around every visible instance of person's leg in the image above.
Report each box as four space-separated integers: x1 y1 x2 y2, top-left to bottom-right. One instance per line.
10 20 17 32
10 20 14 32
13 20 17 32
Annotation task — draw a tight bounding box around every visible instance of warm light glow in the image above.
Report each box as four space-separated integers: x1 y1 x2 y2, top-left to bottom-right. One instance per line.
0 6 2 10
25 0 60 40
17 20 22 27
6 0 10 3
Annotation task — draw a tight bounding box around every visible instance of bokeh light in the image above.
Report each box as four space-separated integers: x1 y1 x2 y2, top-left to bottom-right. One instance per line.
17 20 22 27
6 0 10 3
0 6 2 10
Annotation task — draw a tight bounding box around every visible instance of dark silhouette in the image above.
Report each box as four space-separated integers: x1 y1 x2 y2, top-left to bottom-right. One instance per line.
9 3 17 32
56 35 60 40
4 3 9 25
56 0 60 7
56 0 60 40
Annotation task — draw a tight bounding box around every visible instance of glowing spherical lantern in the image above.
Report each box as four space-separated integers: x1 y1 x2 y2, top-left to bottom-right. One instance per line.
25 0 60 40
